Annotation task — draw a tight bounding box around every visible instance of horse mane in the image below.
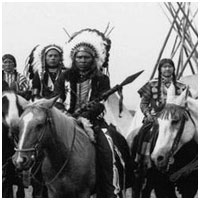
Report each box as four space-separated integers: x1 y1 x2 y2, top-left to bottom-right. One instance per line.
157 103 188 121
52 108 75 136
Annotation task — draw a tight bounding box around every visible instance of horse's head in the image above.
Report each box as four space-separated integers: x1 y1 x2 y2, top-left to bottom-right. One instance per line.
13 96 58 171
151 84 196 170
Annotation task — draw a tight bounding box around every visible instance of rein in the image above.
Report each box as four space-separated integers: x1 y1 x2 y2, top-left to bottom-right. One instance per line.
168 110 198 181
31 109 77 186
167 115 186 168
15 124 46 153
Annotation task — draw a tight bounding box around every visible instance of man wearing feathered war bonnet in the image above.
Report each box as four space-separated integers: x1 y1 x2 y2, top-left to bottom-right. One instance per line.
54 29 133 197
31 44 64 100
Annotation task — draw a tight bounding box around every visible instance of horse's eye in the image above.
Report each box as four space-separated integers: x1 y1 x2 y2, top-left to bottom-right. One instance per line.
171 119 179 125
37 124 43 130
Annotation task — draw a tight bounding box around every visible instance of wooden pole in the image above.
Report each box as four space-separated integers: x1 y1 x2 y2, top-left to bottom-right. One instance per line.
171 35 179 57
150 6 181 79
168 3 198 62
177 2 198 37
183 47 196 74
178 41 198 79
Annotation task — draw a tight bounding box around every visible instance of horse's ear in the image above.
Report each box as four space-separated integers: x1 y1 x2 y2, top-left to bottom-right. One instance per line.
44 95 60 109
18 97 29 110
166 83 176 104
176 86 189 106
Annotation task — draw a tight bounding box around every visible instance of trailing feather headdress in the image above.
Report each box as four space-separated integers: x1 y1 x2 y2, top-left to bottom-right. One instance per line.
24 44 63 80
63 28 111 73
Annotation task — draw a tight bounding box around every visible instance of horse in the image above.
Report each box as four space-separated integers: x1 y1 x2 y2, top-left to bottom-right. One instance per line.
12 97 96 197
150 84 198 197
2 91 29 197
2 91 48 198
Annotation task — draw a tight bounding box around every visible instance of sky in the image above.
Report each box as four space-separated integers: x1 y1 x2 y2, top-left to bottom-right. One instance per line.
2 2 198 110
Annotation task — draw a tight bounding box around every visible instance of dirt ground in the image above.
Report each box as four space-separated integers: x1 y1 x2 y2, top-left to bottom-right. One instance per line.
13 185 198 198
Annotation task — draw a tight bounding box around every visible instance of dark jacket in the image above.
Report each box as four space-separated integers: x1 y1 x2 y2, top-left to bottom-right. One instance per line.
54 68 110 120
32 70 63 99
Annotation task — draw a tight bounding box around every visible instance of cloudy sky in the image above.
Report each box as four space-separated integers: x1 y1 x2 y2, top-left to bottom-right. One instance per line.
2 2 198 109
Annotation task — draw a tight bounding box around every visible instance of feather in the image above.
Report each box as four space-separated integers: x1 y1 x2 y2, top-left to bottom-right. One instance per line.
63 28 111 71
24 44 63 80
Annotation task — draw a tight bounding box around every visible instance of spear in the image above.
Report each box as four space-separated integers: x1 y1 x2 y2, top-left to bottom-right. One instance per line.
73 70 144 117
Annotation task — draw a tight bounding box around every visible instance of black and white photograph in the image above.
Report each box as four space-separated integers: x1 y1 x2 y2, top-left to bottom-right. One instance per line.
2 2 198 198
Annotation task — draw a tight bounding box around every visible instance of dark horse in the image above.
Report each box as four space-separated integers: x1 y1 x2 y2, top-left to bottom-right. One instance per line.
131 84 198 197
13 97 96 197
2 91 48 198
2 91 28 197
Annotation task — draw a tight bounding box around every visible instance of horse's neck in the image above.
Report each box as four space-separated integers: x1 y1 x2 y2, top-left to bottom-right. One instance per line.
42 108 76 173
49 108 75 149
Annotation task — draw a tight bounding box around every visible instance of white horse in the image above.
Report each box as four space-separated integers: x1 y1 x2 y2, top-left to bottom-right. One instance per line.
151 84 198 169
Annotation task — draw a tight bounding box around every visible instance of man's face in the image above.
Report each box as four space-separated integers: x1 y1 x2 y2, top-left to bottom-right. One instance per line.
45 49 61 68
75 51 94 72
3 58 15 73
160 63 174 77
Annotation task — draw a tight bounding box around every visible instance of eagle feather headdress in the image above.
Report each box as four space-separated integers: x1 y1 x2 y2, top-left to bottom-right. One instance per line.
24 44 63 80
63 28 111 73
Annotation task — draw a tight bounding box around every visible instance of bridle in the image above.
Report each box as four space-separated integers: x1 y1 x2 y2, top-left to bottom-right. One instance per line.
14 114 48 156
165 107 196 171
14 107 77 185
166 112 187 170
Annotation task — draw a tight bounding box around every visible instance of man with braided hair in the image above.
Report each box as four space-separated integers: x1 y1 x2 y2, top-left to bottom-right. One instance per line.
2 54 30 99
132 58 187 197
54 29 133 197
138 58 186 123
31 44 64 100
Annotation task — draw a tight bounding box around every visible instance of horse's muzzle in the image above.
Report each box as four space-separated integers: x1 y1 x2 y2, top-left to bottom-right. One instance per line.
151 152 170 171
12 152 34 171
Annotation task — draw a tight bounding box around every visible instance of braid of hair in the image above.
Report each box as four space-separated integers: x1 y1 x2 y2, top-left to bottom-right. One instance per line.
157 68 162 103
172 71 178 95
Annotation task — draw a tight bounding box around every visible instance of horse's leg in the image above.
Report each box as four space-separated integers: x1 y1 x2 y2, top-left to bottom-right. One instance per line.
2 180 14 197
141 170 154 197
31 157 48 197
32 171 48 198
16 184 25 198
153 169 176 198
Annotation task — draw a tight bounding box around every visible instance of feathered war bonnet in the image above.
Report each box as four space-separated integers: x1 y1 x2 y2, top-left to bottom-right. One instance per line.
24 44 63 80
63 28 111 74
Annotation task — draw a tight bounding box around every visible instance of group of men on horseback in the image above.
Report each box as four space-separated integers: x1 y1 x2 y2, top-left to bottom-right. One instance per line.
2 28 197 198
